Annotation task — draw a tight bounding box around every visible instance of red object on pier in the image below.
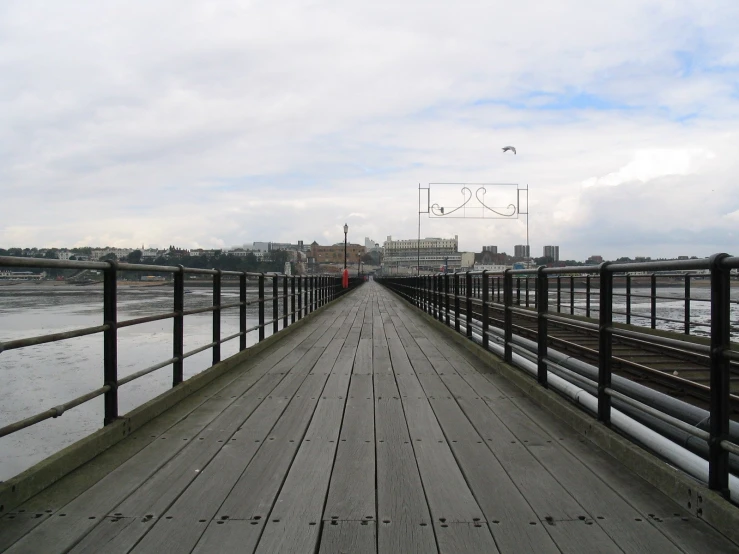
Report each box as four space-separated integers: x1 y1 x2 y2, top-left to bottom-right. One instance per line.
342 269 349 289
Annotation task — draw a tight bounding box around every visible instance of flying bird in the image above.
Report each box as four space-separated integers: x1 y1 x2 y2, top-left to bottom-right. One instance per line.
502 146 516 155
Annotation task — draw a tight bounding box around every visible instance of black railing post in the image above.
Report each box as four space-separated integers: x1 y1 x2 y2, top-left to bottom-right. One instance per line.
173 266 184 385
626 274 631 325
651 273 657 329
570 275 575 315
537 267 548 386
684 274 690 335
482 271 489 349
465 271 473 339
297 276 303 320
272 274 279 334
598 262 613 424
239 272 247 351
445 273 450 327
213 270 221 365
283 275 288 328
291 276 296 324
454 273 461 332
434 275 439 318
309 276 314 313
503 269 513 363
556 276 561 313
258 273 265 341
708 253 730 496
437 275 443 323
516 277 521 306
586 275 591 318
525 276 530 308
103 261 118 425
422 276 427 313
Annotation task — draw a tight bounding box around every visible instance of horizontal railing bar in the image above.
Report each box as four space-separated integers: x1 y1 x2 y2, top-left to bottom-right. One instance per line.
220 331 244 344
115 262 178 273
182 342 218 360
0 255 339 279
0 256 110 271
611 310 711 328
118 358 178 386
218 301 243 311
607 326 711 354
543 312 600 331
117 312 176 329
1 324 109 352
609 259 710 273
507 305 536 318
0 385 110 438
182 306 218 316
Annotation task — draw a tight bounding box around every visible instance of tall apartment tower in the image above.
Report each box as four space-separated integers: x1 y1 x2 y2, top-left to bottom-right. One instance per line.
514 244 530 258
482 245 498 254
543 245 560 262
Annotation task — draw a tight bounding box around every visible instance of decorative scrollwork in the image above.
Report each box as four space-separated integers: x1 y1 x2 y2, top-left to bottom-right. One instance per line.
474 187 517 217
428 184 519 219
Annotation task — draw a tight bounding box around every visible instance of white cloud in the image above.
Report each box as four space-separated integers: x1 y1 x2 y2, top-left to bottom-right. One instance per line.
1 0 738 260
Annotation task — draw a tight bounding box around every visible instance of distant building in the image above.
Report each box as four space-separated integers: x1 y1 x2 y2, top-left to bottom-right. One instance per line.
482 245 498 254
311 242 365 267
383 235 462 272
514 244 530 258
587 255 603 265
543 245 560 262
364 237 382 252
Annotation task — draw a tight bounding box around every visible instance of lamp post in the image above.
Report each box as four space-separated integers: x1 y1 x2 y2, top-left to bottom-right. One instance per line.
357 253 361 277
343 223 348 270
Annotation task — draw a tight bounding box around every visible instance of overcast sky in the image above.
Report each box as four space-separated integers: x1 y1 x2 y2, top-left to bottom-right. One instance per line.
1 1 738 260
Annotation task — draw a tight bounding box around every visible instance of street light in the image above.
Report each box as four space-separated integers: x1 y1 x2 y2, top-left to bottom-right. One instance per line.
357 252 361 277
343 223 348 270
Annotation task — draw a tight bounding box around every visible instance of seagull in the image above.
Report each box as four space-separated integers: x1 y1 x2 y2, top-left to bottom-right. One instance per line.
502 146 516 155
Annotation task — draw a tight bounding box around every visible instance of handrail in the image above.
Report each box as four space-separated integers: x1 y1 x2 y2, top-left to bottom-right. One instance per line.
0 256 364 443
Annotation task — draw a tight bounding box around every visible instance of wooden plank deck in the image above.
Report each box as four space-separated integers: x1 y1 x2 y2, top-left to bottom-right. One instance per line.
2 282 738 553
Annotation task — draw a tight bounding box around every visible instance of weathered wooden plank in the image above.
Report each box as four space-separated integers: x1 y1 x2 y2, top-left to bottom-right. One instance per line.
374 336 436 552
217 373 344 522
435 522 500 554
543 519 624 553
323 375 375 522
255 335 357 552
125 307 364 552
422 399 560 553
70 517 148 554
192 520 264 554
510 394 735 554
112 373 287 518
319 520 376 554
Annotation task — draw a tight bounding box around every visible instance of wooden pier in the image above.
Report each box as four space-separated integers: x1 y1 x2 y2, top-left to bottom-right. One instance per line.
1 283 737 553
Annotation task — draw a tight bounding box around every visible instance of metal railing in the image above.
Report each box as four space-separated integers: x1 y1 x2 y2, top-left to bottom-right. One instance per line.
379 253 739 500
0 256 362 438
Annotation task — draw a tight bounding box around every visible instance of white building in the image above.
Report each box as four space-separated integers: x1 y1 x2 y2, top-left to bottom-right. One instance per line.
364 237 382 252
90 248 134 261
383 235 463 272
